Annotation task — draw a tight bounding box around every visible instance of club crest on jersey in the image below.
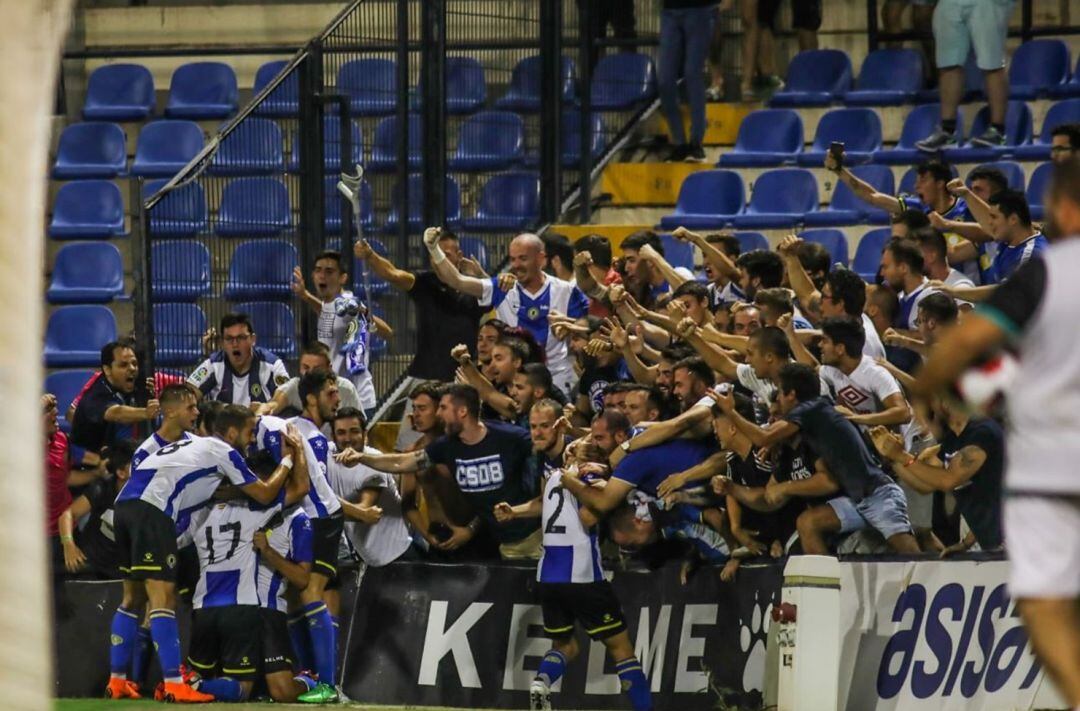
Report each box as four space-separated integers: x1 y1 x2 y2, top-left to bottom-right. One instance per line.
836 385 869 409
251 384 263 399
275 374 288 386
166 554 177 569
526 306 542 321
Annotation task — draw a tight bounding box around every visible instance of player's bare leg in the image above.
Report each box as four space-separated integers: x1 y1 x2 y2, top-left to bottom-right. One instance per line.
1017 598 1080 706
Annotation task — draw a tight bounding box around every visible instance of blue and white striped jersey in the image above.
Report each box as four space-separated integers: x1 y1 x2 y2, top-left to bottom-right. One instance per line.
132 431 191 470
253 416 342 519
537 469 603 584
257 506 313 612
118 435 257 523
188 499 281 609
187 347 289 406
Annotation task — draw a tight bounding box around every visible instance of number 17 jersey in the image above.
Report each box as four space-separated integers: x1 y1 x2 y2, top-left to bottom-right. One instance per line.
538 469 603 584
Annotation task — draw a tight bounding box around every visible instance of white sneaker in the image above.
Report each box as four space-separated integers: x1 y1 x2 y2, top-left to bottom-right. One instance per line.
529 679 552 710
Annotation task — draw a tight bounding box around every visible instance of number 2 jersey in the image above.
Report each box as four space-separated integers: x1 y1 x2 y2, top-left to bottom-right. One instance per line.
253 415 342 520
537 469 603 584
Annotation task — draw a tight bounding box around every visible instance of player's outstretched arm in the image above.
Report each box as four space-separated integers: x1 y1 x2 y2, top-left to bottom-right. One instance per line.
561 470 631 515
241 429 305 505
493 496 542 522
336 447 428 473
354 238 416 291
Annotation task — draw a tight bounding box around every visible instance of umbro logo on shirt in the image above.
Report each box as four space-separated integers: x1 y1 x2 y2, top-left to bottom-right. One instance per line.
837 386 869 409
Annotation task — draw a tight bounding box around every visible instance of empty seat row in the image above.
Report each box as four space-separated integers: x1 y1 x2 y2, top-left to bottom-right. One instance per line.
84 61 238 122
770 41 1080 108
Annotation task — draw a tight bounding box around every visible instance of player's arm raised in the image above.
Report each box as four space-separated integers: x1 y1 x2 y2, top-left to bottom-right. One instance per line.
710 389 800 449
239 428 305 505
282 433 310 507
354 238 416 291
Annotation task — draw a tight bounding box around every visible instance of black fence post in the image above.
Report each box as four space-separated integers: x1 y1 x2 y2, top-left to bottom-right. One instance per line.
395 0 411 262
1021 0 1033 44
421 0 447 232
577 0 594 224
867 0 880 52
133 179 155 377
539 0 562 225
298 47 326 341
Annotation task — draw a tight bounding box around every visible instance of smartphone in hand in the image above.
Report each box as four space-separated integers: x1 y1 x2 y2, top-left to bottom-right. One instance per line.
829 141 845 168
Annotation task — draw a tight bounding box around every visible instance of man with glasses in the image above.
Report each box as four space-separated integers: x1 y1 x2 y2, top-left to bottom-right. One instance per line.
188 313 290 408
1050 123 1080 166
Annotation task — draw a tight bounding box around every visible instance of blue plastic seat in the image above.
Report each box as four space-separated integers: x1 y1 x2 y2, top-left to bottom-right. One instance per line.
804 165 894 227
44 306 117 367
732 169 819 229
797 108 881 166
210 117 284 175
972 161 1025 192
590 53 656 110
1048 57 1080 98
288 117 363 173
369 303 389 360
369 114 422 172
852 227 891 282
150 240 211 301
233 302 298 359
449 111 525 172
1009 40 1071 100
445 56 486 114
52 123 127 179
165 62 238 119
798 229 849 266
1026 162 1053 221
844 49 923 106
46 370 94 432
1014 99 1080 160
718 109 803 167
132 121 204 177
214 177 292 237
495 55 576 111
942 101 1033 162
658 170 745 230
49 180 126 239
224 240 297 301
873 104 965 164
47 242 125 304
385 174 461 233
659 234 695 271
735 232 769 253
82 64 155 121
338 58 398 116
523 110 606 168
153 303 207 366
770 50 853 107
324 176 374 234
143 180 208 238
458 235 489 272
460 172 540 232
252 60 299 117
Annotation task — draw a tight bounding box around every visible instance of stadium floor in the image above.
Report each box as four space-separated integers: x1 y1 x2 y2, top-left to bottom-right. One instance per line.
56 701 511 710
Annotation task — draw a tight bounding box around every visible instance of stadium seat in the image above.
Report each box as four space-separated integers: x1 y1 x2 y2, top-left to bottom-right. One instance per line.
45 369 94 432
735 232 769 253
590 53 656 110
449 111 525 172
252 60 299 117
369 303 389 360
460 171 540 232
324 176 374 234
143 180 208 238
942 101 1033 162
44 305 117 367
214 177 292 237
153 303 207 366
843 49 923 105
52 122 127 179
852 227 891 282
224 239 297 301
458 235 490 272
658 169 745 230
1014 99 1080 160
798 229 849 266
210 117 284 175
338 58 398 116
131 120 205 178
233 302 298 359
873 104 964 164
1048 57 1080 98
731 169 819 229
797 108 882 166
1026 162 1052 221
82 64 155 121
1009 40 1071 100
150 240 211 301
369 113 423 172
49 180 126 239
659 234 695 271
770 49 853 107
495 55 576 111
165 62 239 119
288 117 363 173
445 56 486 114
803 165 894 227
972 161 1025 192
385 174 461 233
718 109 803 167
47 242 125 304
560 109 606 166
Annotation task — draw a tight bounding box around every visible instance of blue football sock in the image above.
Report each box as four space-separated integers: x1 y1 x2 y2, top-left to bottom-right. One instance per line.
616 657 652 711
536 649 567 687
303 602 336 686
197 677 245 701
109 607 139 678
294 673 317 692
330 616 340 667
149 609 182 683
288 614 315 672
131 626 153 683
